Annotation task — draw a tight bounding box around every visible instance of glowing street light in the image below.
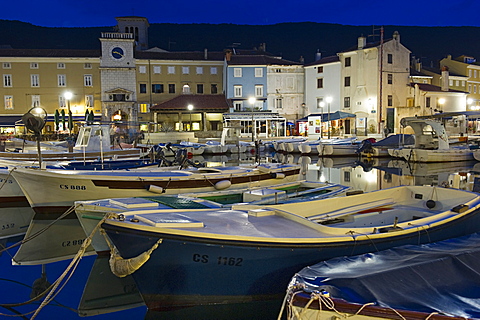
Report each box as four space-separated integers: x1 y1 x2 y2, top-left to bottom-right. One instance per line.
64 91 73 134
248 97 256 141
326 96 332 138
187 104 194 131
437 98 445 113
319 101 325 138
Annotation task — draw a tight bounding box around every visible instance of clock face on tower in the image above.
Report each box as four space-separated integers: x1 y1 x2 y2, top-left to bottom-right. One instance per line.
111 47 125 60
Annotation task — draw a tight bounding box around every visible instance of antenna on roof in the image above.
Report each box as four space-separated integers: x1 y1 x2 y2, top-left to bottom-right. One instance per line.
368 25 383 42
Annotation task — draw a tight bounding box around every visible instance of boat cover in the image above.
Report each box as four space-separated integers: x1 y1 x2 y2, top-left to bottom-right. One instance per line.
292 232 480 319
373 134 415 147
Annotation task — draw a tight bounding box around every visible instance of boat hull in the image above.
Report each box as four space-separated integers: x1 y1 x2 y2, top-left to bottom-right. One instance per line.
0 169 34 239
76 181 349 253
102 199 480 311
389 148 474 162
12 164 301 214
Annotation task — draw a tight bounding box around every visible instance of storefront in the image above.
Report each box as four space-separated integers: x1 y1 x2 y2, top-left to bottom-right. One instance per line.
223 112 287 140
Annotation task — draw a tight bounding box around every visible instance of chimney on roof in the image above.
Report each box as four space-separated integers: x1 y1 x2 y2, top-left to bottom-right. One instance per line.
204 48 208 60
299 56 305 64
393 31 400 42
315 49 321 61
225 49 232 61
441 66 449 91
259 43 266 52
358 36 366 49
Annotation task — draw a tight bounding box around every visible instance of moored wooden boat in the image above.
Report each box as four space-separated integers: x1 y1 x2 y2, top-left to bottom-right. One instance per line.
75 180 350 253
388 118 474 162
12 162 301 215
100 185 480 311
0 124 143 162
0 167 34 240
283 232 480 320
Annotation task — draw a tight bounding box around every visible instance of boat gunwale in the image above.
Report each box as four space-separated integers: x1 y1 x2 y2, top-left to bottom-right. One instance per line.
100 197 480 247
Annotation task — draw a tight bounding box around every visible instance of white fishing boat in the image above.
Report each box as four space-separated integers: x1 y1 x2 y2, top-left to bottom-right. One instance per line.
317 137 362 156
388 118 474 162
272 137 308 153
358 134 415 157
12 162 301 215
0 124 142 162
297 140 324 155
75 180 350 253
283 232 480 320
100 185 480 311
0 167 34 239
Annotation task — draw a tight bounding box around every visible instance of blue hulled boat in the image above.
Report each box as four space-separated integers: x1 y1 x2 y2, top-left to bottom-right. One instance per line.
284 232 480 319
101 185 480 311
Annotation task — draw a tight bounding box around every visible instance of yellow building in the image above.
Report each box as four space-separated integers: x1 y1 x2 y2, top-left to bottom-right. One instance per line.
0 16 227 136
0 50 101 134
441 54 480 110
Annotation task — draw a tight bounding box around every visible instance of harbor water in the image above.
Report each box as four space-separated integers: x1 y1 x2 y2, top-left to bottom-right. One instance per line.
0 153 478 320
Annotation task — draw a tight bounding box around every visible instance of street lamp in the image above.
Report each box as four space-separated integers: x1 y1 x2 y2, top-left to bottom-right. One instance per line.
436 98 445 113
248 97 256 141
187 104 194 131
64 92 72 133
319 101 325 138
326 96 332 138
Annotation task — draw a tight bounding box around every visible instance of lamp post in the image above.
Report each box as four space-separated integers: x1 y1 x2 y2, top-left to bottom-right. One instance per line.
326 96 332 138
64 92 72 133
248 97 256 142
319 101 325 138
436 98 445 113
187 104 194 131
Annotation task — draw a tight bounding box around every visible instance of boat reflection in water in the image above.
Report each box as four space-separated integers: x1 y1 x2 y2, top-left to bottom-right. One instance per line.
1 154 479 319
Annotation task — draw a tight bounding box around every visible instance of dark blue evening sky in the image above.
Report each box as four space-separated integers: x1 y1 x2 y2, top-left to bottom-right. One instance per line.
2 0 480 28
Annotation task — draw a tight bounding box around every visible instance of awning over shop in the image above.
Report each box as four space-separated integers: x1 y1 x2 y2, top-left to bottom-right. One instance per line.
297 111 356 122
0 116 22 126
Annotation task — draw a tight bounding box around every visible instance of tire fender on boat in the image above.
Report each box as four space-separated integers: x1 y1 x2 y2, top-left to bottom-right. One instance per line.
214 180 231 190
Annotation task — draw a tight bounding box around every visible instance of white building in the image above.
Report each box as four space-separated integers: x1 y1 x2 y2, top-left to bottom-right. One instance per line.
338 31 411 135
266 61 304 123
304 55 342 137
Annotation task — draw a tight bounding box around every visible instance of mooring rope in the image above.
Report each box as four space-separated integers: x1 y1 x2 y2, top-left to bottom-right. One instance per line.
0 208 111 319
1 204 79 256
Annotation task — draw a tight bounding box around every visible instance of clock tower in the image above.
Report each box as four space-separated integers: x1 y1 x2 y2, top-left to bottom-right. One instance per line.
100 32 137 124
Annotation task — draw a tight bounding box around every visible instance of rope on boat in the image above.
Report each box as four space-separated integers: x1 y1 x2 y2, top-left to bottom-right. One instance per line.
2 204 79 255
0 208 110 319
101 227 162 278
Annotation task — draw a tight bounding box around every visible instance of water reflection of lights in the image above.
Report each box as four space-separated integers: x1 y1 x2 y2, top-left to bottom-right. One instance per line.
364 170 377 183
319 174 326 182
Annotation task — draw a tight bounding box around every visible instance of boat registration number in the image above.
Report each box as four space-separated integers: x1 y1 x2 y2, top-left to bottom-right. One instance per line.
193 253 243 266
59 184 87 190
2 223 14 230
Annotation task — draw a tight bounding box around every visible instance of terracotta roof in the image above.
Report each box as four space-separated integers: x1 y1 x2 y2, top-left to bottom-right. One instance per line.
227 55 302 66
135 50 225 61
409 83 467 93
0 48 100 57
150 94 230 111
304 55 340 67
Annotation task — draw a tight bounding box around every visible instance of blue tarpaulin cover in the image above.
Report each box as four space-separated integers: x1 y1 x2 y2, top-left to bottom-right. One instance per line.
292 232 480 319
